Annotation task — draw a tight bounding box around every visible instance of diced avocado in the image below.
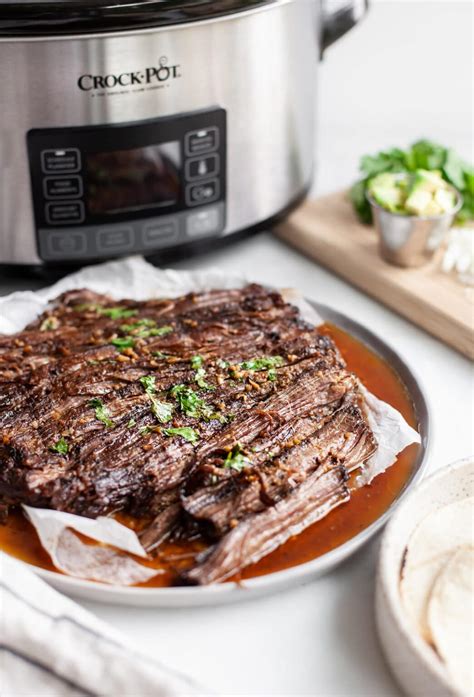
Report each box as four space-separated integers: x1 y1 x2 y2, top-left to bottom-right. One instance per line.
422 200 443 216
369 172 399 189
410 169 445 194
434 188 456 213
368 168 458 217
405 189 433 215
371 186 403 212
368 173 404 212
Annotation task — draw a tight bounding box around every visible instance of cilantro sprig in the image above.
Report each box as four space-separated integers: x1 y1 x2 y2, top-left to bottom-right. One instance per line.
111 337 135 351
88 397 114 428
169 383 228 423
151 401 174 423
139 375 174 424
120 319 156 332
190 355 204 369
121 320 173 339
189 355 214 390
169 384 214 420
74 304 138 319
238 356 284 371
195 368 214 390
223 443 251 472
40 317 60 332
351 139 474 224
50 437 69 455
162 426 199 444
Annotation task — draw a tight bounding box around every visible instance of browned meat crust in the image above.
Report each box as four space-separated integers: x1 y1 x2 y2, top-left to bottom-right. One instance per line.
183 465 351 585
0 284 377 583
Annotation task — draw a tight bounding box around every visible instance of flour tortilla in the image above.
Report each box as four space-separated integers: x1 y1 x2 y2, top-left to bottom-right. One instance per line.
427 546 474 696
400 497 474 641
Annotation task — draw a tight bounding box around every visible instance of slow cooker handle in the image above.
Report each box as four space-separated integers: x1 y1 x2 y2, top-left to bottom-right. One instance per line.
320 0 369 55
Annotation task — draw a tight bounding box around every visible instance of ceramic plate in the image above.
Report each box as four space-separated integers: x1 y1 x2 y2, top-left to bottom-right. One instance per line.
376 457 473 697
14 301 431 606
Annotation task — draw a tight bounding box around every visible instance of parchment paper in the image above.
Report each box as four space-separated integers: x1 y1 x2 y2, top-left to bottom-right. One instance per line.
1 256 420 584
23 506 160 585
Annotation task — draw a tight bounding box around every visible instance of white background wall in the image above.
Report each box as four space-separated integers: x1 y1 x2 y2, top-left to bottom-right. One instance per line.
314 0 473 196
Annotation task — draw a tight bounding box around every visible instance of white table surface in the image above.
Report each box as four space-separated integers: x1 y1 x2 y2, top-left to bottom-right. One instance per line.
1 2 473 695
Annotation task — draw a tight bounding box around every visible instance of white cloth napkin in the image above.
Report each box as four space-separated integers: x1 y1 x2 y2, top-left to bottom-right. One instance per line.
0 553 206 696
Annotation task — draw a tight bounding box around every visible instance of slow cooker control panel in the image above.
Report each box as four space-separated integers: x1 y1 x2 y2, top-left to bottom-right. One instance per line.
27 109 226 262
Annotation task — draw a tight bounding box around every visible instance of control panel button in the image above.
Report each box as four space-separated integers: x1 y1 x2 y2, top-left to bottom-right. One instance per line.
186 179 220 207
43 176 83 200
41 149 81 174
142 220 179 249
97 227 134 253
46 231 87 258
185 154 219 182
185 127 219 156
186 206 221 237
45 201 85 225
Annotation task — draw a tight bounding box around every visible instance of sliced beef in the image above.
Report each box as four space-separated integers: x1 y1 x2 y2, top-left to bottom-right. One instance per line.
182 465 351 585
0 283 379 583
180 392 376 539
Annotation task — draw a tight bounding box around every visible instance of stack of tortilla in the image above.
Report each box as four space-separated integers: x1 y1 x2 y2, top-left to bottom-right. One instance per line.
400 497 474 696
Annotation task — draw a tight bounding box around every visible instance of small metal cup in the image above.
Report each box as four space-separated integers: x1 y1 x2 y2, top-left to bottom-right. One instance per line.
367 183 463 268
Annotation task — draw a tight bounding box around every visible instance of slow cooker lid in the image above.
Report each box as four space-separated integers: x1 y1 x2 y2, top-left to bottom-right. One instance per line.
0 0 273 37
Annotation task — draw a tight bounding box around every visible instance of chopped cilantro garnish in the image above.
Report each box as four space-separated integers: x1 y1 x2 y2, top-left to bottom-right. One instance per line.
139 375 156 394
120 319 156 332
150 399 174 424
190 355 204 369
111 337 135 351
74 303 138 319
119 322 173 340
169 384 213 420
162 426 199 444
139 426 152 436
216 359 230 369
148 325 173 337
223 443 251 472
88 397 114 428
50 437 69 455
152 351 169 359
40 317 59 331
267 368 277 382
127 418 136 428
139 375 173 423
189 356 213 390
136 326 173 339
99 307 138 320
169 383 225 422
211 411 230 424
195 367 214 391
239 356 284 371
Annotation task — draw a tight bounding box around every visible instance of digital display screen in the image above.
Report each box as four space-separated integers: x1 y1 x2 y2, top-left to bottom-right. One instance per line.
86 142 180 215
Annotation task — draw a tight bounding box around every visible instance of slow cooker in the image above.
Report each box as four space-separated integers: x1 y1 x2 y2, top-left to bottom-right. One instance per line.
0 0 367 268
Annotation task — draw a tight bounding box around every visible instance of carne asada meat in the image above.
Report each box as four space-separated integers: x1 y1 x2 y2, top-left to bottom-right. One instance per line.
0 284 377 583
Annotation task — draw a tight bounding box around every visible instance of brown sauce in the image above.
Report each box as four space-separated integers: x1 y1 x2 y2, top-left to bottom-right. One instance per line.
0 323 419 586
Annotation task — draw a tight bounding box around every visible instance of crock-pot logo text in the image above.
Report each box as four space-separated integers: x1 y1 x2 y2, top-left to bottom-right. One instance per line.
77 56 181 92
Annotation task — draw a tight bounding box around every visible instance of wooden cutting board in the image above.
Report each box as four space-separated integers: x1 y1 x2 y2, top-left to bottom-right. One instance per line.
276 191 473 360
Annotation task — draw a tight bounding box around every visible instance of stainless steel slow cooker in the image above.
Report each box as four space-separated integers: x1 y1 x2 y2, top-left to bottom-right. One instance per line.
0 0 367 268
